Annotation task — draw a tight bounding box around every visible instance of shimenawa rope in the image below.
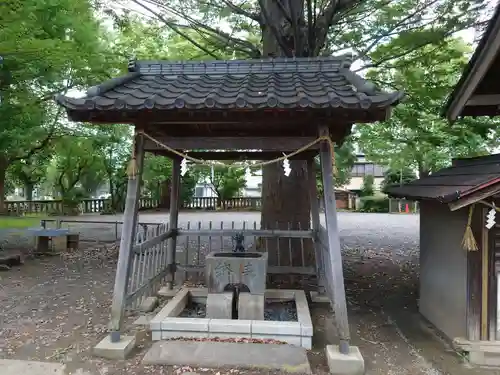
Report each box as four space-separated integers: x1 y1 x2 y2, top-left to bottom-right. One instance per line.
127 130 338 178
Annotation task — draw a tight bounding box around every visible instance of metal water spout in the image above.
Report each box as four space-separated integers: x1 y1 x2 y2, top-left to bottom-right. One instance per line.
233 232 245 253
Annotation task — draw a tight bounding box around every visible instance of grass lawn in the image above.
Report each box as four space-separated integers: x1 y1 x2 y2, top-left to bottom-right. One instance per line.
0 216 46 229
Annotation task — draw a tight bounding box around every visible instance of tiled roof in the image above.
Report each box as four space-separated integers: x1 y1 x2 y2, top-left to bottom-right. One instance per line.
55 55 404 112
386 154 500 202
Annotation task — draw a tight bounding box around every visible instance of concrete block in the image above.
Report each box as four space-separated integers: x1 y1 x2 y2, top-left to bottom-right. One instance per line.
469 350 500 367
238 293 264 320
139 296 158 312
150 289 189 330
143 341 311 373
209 332 252 339
295 290 313 336
209 319 251 334
301 336 312 350
265 289 296 300
162 330 208 340
252 320 301 336
133 315 153 326
157 286 182 298
161 317 210 332
187 287 208 298
93 334 136 360
206 292 233 319
310 291 331 303
205 251 268 295
52 235 68 252
300 322 313 336
325 345 365 375
152 331 162 341
252 334 302 347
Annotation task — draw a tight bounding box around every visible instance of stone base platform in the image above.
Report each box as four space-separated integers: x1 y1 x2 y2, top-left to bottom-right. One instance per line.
143 340 311 373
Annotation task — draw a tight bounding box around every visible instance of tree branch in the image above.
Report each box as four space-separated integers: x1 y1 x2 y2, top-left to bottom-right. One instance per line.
219 0 262 22
129 0 223 59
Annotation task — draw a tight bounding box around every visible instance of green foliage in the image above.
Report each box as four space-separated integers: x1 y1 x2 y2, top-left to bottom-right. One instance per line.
143 155 173 199
380 168 417 193
360 175 375 197
180 172 198 206
358 196 390 213
357 37 499 175
0 0 117 211
316 138 357 194
194 164 247 202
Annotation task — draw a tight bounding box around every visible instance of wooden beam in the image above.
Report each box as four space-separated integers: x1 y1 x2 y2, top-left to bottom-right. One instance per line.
448 183 500 211
176 229 314 238
467 94 500 106
166 158 181 290
318 125 351 354
148 150 319 160
482 206 489 340
109 133 145 342
143 136 319 151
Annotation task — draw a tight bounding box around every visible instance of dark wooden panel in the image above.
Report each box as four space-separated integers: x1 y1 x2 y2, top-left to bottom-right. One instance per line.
468 208 483 341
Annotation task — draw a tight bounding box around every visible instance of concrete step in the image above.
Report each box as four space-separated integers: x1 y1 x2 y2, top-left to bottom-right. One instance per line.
0 359 66 375
142 340 311 373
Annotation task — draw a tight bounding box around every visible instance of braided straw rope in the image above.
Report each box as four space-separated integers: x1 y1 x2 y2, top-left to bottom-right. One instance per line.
127 130 338 177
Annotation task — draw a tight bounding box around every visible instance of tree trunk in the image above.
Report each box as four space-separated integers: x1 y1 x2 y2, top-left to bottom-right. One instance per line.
24 182 34 201
260 0 315 288
0 159 8 215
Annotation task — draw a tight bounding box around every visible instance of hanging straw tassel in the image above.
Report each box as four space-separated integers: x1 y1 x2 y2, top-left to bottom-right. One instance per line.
326 137 338 176
462 204 478 251
126 137 137 179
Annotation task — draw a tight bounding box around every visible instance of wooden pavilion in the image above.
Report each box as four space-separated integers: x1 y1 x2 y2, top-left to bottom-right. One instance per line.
55 56 403 358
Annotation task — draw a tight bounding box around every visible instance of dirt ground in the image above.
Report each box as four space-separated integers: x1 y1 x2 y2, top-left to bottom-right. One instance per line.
1 213 500 375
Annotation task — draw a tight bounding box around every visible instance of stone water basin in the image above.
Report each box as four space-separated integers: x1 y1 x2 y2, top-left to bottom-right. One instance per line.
205 251 268 295
150 288 313 349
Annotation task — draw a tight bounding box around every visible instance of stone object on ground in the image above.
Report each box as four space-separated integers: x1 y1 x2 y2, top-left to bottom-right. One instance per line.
139 296 159 312
325 345 365 375
205 251 268 295
93 334 136 360
0 251 22 271
238 292 264 320
206 292 233 319
0 359 66 375
143 340 311 373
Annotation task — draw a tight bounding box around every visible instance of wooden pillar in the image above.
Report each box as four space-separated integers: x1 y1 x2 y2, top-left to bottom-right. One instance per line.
109 133 145 342
307 158 325 294
318 125 350 354
166 158 181 289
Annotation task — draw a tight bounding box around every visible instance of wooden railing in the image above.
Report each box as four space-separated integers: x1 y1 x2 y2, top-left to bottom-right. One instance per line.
4 197 160 215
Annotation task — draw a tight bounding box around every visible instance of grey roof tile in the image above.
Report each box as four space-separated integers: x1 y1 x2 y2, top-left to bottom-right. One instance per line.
55 56 404 112
386 154 500 202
